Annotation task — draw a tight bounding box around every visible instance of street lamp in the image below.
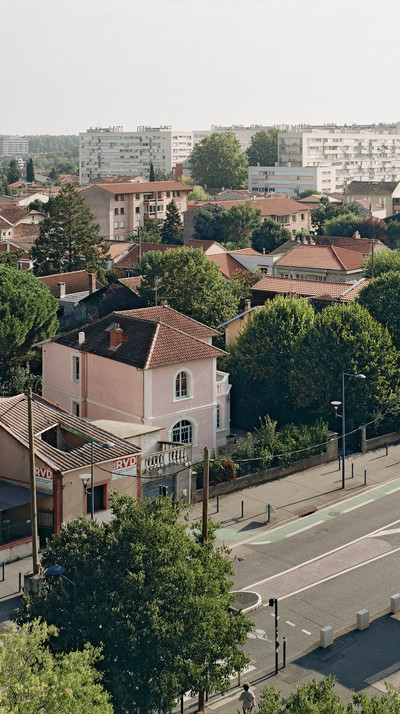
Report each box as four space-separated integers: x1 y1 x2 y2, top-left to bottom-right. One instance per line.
46 564 76 608
79 440 115 519
331 372 366 490
269 598 279 675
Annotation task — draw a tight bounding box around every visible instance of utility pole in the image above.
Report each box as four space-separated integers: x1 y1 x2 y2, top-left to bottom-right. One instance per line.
371 238 375 278
27 388 40 575
198 446 210 713
138 226 142 270
269 598 279 675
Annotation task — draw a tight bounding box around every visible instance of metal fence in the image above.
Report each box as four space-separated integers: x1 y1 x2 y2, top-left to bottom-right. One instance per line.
0 520 31 546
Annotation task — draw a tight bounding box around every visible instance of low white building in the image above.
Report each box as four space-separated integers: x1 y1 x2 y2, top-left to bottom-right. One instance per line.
248 165 336 197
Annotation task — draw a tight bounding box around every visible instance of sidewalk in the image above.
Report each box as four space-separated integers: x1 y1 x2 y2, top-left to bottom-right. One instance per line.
187 442 400 545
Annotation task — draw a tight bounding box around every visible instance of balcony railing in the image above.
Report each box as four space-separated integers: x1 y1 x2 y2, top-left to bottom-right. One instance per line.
216 371 231 397
143 443 191 472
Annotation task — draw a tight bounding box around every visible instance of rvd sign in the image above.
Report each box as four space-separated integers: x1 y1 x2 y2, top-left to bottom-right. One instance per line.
112 455 138 480
35 466 53 493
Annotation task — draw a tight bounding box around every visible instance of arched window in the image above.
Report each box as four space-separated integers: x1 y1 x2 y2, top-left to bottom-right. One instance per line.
175 371 188 399
171 420 192 444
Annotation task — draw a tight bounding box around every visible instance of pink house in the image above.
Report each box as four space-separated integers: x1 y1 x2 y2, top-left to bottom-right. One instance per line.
42 306 231 459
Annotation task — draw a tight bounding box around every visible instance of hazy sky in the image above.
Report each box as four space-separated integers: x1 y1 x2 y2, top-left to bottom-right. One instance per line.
4 0 400 135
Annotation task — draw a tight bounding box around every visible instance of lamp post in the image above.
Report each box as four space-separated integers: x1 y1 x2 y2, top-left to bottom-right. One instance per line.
46 564 76 608
79 440 115 519
269 597 279 675
331 372 366 490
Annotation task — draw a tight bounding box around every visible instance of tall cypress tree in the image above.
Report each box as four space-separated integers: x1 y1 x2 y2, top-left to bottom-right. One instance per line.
149 162 155 182
160 200 183 244
7 159 20 184
26 157 34 182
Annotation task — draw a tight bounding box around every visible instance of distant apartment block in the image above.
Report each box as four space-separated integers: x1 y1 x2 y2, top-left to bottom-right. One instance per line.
277 129 400 189
81 180 192 241
79 126 210 184
0 135 28 156
248 165 336 197
210 124 277 151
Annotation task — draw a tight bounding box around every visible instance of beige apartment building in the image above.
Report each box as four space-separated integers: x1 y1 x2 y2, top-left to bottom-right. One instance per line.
248 165 336 197
278 129 400 189
81 180 192 241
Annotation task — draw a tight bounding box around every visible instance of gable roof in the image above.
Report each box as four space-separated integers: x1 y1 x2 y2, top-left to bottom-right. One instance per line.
94 180 191 195
345 181 400 195
51 310 225 370
186 197 310 217
116 305 220 338
0 393 139 474
251 275 367 299
275 244 365 272
38 270 103 297
0 204 31 225
113 242 179 269
206 252 253 280
314 235 386 254
185 239 227 253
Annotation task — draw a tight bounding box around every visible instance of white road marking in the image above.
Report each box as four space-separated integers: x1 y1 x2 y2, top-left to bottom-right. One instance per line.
342 499 374 513
285 520 324 538
243 516 400 592
286 620 296 627
386 487 400 495
302 629 312 635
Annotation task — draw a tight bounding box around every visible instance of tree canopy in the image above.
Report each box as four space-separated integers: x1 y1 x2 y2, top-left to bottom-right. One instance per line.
7 159 20 184
226 296 316 427
311 196 359 234
0 620 113 713
193 201 262 248
160 199 183 244
246 128 279 167
251 218 292 253
138 247 240 326
31 183 110 278
362 248 400 278
188 186 212 201
193 204 228 242
190 132 248 189
358 270 400 348
322 212 360 237
18 494 250 714
358 216 388 241
0 265 58 359
26 157 35 182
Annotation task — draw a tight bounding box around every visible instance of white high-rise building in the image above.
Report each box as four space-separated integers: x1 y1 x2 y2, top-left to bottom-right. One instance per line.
79 126 210 184
0 136 28 156
277 128 400 190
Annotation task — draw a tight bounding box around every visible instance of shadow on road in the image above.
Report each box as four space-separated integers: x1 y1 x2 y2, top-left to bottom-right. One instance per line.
293 614 400 691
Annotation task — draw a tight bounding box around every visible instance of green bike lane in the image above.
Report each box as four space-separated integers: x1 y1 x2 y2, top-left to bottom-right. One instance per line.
216 476 400 546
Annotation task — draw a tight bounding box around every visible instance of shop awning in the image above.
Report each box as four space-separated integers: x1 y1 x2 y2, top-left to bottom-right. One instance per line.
0 480 49 512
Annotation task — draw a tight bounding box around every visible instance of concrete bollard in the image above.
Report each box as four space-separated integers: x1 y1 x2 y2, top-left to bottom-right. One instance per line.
391 594 400 613
320 626 333 648
357 609 369 630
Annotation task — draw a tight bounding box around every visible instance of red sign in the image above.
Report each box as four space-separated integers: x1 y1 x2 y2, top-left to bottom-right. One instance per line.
35 466 53 493
112 455 137 479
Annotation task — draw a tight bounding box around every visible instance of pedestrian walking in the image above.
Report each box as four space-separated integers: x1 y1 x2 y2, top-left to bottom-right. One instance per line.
239 682 256 711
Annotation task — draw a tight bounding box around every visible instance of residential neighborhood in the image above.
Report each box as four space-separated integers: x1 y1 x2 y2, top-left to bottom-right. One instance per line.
4 1 400 711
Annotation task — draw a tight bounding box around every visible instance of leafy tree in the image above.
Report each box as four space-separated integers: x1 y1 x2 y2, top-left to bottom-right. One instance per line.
193 203 229 242
26 157 35 182
362 248 400 278
322 212 360 237
358 216 388 241
188 186 212 201
136 217 162 243
246 128 279 167
28 197 47 213
226 296 316 428
18 494 250 714
0 247 24 268
291 302 400 432
7 158 20 184
0 264 58 359
251 218 292 253
358 271 400 348
161 199 183 244
149 161 155 182
154 168 171 181
31 183 110 278
311 196 359 234
139 247 240 326
387 220 400 247
190 132 248 189
298 189 321 199
49 166 60 183
0 620 113 713
223 201 262 249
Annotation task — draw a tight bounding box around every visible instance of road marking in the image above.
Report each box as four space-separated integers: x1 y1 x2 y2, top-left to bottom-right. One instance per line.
286 620 296 627
285 520 324 537
365 660 400 685
342 499 374 513
302 629 312 635
243 516 400 591
386 487 400 495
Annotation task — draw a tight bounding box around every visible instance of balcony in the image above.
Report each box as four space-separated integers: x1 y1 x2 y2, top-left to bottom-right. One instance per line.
216 371 231 397
142 442 191 472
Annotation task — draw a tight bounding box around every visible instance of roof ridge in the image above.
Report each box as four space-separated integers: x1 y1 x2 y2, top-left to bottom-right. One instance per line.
144 322 160 369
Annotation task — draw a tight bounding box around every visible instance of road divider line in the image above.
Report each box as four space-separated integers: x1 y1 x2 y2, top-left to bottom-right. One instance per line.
285 520 324 538
286 621 296 627
302 629 312 635
342 499 374 513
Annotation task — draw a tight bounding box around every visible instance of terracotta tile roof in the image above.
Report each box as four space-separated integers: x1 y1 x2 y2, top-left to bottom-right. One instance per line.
96 181 191 194
13 223 40 240
185 239 227 253
114 242 179 269
116 305 220 338
38 270 103 297
229 248 262 255
186 197 310 217
0 393 139 474
314 236 384 254
252 275 356 299
345 181 400 196
206 252 253 280
275 244 364 272
353 199 384 213
118 276 142 293
0 205 30 225
106 241 134 261
87 175 146 185
0 217 12 229
339 278 369 301
52 311 225 370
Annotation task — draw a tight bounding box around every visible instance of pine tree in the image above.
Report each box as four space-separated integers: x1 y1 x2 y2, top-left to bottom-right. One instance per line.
160 199 183 244
26 157 35 182
7 159 20 184
31 184 110 277
149 162 155 182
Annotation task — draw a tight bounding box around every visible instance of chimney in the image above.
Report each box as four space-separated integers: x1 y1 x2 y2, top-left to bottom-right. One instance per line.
57 282 66 298
78 331 85 345
352 230 361 239
89 272 97 294
109 323 123 349
244 299 251 311
160 300 168 307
